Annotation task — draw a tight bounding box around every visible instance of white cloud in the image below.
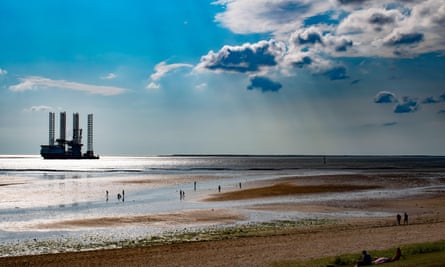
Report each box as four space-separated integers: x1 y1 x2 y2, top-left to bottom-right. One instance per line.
195 40 286 74
146 82 160 90
214 0 333 36
100 73 117 80
23 105 54 112
150 61 193 81
196 0 445 87
9 76 127 96
0 68 7 75
212 0 445 59
195 83 208 91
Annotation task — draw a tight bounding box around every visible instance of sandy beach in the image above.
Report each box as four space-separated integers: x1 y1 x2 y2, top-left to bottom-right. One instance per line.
2 170 445 267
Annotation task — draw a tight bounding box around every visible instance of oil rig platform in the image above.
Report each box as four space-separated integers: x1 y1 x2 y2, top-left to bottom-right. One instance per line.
40 112 99 159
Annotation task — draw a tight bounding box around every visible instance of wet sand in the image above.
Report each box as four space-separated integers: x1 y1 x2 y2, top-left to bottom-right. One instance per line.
205 182 380 201
2 172 445 266
35 209 243 229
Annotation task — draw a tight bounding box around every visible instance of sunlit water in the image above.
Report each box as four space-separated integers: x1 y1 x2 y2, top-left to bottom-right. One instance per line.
1 155 444 256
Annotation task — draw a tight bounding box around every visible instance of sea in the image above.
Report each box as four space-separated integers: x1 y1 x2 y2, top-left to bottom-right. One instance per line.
1 155 444 256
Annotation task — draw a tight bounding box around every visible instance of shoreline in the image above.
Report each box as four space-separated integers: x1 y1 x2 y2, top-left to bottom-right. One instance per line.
2 207 445 266
1 168 445 266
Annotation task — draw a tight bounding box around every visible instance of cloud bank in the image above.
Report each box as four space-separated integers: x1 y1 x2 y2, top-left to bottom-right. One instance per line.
198 0 445 92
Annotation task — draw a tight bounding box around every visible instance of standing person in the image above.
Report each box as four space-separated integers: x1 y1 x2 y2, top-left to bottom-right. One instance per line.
194 181 197 191
122 190 125 202
106 190 109 202
218 185 221 192
404 212 408 225
396 213 401 225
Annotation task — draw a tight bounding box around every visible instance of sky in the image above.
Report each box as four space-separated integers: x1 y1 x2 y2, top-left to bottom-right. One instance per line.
1 0 445 156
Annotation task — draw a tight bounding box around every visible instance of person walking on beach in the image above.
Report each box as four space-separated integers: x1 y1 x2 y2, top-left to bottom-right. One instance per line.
396 213 401 225
194 181 197 191
122 190 125 202
404 212 408 225
106 190 109 202
218 185 221 193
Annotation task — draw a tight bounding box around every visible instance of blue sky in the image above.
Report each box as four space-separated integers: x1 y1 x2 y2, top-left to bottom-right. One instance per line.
1 0 444 155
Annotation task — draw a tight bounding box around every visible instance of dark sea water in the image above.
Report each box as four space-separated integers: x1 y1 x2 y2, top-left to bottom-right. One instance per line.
0 155 444 256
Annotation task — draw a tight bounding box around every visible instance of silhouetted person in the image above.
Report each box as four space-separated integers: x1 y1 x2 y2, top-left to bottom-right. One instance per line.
355 250 372 266
391 248 402 262
396 213 401 225
239 182 242 189
106 190 109 202
194 181 197 191
122 190 125 202
117 193 121 200
218 185 221 192
404 212 408 225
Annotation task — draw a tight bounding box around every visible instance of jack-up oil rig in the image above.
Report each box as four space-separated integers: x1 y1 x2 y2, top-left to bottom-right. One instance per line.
40 112 99 159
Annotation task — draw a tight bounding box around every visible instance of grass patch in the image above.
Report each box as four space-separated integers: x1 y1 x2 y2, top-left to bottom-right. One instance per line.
272 240 445 267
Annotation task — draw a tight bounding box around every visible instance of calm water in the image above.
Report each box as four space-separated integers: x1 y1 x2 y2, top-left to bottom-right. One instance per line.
2 155 445 173
1 155 444 256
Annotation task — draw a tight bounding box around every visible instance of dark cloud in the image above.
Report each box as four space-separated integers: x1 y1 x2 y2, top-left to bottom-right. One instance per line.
292 56 312 68
422 96 441 104
247 76 282 93
393 97 419 113
297 32 323 45
440 93 445 101
438 110 445 114
368 13 395 25
335 39 353 52
323 66 349 80
350 79 360 85
337 0 369 5
382 121 397 127
385 32 424 46
374 91 397 104
198 41 280 73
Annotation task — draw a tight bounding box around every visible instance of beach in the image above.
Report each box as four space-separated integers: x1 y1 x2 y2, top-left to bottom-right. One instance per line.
1 156 445 266
2 187 445 267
